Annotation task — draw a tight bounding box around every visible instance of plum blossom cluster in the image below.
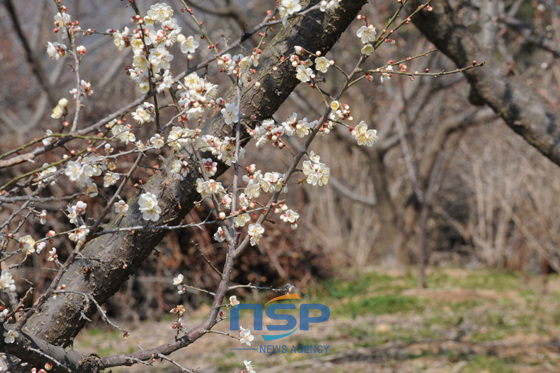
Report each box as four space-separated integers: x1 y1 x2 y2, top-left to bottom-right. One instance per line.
201 134 245 166
176 72 218 120
248 114 318 148
302 151 330 186
278 0 341 25
68 225 89 242
66 201 87 225
1 270 16 292
356 23 377 56
64 155 106 195
110 119 137 145
291 47 334 84
138 192 162 222
173 273 187 294
70 80 93 100
110 3 199 93
351 121 379 147
217 53 260 85
132 102 156 125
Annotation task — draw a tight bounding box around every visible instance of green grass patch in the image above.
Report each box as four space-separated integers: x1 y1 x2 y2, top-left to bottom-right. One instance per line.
349 294 423 316
464 355 518 373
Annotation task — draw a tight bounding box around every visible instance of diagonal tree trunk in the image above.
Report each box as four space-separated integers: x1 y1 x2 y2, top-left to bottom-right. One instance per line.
4 0 367 370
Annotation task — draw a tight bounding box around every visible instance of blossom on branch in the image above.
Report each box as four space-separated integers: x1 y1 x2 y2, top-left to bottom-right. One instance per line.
18 235 36 254
248 223 264 246
356 24 377 44
1 270 16 292
138 192 162 222
302 152 330 186
351 121 379 147
239 326 255 346
3 330 18 344
221 102 239 125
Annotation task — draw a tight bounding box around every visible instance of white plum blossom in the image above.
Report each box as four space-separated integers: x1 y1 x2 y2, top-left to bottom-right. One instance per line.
167 126 200 151
150 133 165 149
39 210 47 225
146 3 173 23
278 0 301 24
46 41 67 60
314 56 331 73
39 163 57 185
244 179 261 199
320 0 341 12
356 24 377 44
234 213 251 228
18 235 35 254
295 65 314 82
230 296 240 306
361 43 374 56
112 27 130 50
86 182 98 197
260 172 284 193
0 309 9 322
380 65 394 83
244 360 256 373
36 242 46 254
132 102 155 125
196 178 226 199
221 103 239 124
280 209 300 224
173 274 184 285
239 326 255 346
47 248 58 262
352 121 379 147
51 98 68 119
157 69 174 93
54 11 71 26
177 34 199 54
114 200 129 214
1 270 16 292
66 201 87 226
171 159 189 180
281 0 301 14
3 330 18 344
150 44 174 71
69 225 89 242
70 80 94 99
213 227 226 242
201 158 218 177
247 223 264 246
103 172 120 188
138 192 162 222
65 161 90 186
295 117 316 138
110 121 136 145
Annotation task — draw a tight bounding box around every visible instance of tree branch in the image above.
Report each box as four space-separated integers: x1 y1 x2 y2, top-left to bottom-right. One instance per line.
409 0 560 166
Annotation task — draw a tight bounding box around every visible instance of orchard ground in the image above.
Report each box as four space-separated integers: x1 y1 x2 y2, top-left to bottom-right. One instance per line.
75 268 560 372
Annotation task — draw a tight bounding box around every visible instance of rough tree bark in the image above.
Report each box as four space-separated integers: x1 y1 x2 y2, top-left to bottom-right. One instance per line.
0 1 368 371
